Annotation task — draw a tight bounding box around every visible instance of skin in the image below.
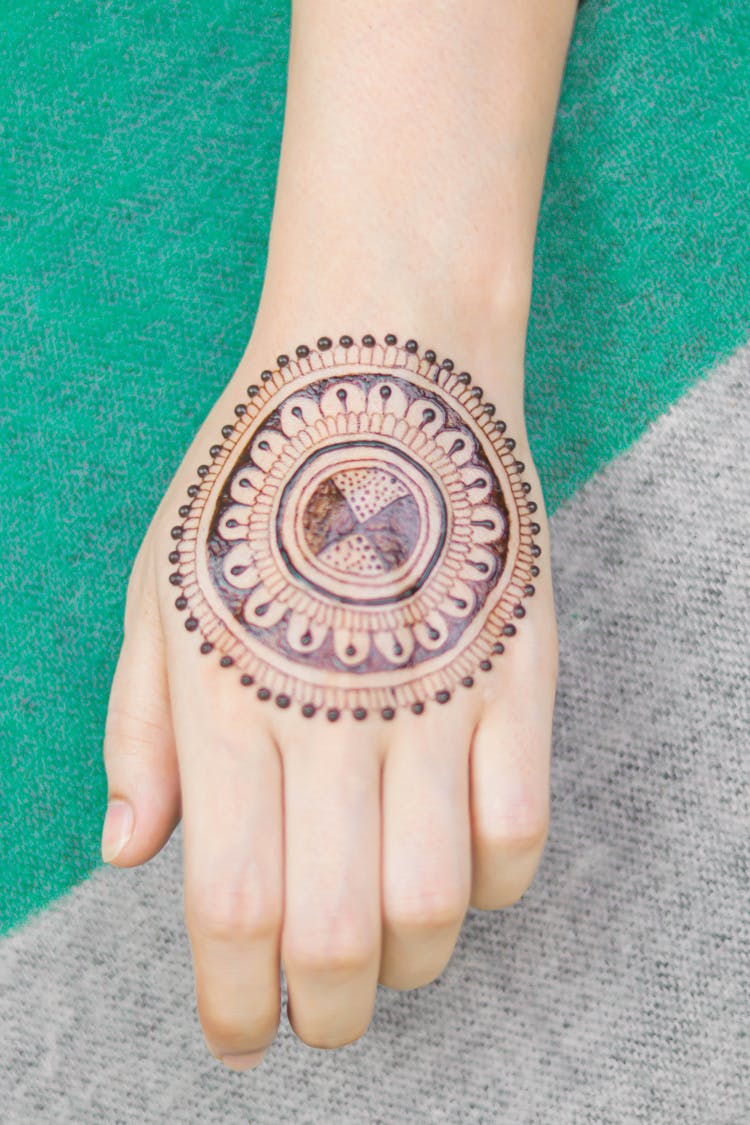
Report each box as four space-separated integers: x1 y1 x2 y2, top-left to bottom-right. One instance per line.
102 0 578 1070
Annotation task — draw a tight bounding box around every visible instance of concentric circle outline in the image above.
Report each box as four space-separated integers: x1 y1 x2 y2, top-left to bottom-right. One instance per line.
173 341 538 714
275 440 449 606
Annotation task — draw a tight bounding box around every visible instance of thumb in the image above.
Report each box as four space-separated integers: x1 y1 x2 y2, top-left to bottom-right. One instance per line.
102 566 181 867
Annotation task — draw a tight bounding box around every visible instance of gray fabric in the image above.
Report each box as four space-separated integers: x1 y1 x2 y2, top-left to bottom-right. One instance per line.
1 347 748 1124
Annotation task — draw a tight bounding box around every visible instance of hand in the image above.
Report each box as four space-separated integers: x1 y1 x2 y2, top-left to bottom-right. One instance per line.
102 329 557 1069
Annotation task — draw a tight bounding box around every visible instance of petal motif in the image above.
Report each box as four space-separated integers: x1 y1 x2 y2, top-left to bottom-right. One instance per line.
413 610 450 651
459 464 492 504
441 579 476 619
405 398 446 437
320 380 366 417
249 428 286 472
287 610 328 654
222 543 259 589
279 394 323 438
242 584 288 628
365 380 408 418
333 630 371 666
470 504 506 544
373 627 415 666
435 429 476 465
229 465 265 504
459 544 498 583
217 504 250 541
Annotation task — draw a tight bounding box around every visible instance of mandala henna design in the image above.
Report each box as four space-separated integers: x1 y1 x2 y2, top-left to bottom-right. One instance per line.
169 334 541 719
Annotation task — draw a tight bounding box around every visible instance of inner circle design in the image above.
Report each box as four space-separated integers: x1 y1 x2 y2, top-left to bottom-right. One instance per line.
275 441 448 606
173 342 539 716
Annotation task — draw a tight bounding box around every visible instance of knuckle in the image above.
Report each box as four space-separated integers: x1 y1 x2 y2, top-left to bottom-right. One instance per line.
104 705 168 763
480 810 550 854
387 880 467 933
186 878 281 944
200 1009 278 1055
476 787 550 854
284 916 376 975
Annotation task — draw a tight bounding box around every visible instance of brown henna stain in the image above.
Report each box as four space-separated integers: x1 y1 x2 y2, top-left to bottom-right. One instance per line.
176 340 537 717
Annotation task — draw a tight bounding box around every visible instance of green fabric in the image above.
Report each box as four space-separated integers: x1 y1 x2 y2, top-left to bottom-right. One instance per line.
0 0 747 936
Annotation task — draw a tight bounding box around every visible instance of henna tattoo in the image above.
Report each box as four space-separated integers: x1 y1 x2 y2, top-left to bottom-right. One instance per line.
170 335 540 718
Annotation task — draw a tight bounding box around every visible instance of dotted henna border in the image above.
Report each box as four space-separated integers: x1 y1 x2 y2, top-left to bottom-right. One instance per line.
167 333 542 720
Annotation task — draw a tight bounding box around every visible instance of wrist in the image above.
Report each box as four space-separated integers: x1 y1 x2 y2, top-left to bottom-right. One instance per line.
253 250 530 387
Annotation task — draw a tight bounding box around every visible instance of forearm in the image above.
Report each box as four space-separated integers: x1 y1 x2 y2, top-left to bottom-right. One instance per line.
257 0 578 364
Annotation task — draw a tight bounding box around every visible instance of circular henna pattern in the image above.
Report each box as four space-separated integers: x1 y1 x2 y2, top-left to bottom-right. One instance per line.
171 337 539 717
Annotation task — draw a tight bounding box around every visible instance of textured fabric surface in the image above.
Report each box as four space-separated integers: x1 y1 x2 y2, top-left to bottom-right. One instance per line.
1 350 746 1123
1 0 749 932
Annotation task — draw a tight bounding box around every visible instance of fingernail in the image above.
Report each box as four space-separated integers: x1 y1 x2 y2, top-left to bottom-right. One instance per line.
101 798 134 863
222 1050 266 1071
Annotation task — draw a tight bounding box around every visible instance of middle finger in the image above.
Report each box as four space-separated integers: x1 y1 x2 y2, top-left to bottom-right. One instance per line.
279 718 383 1049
